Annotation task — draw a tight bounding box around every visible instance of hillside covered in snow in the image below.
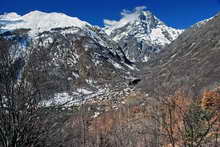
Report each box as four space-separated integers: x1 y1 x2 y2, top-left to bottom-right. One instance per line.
0 11 89 35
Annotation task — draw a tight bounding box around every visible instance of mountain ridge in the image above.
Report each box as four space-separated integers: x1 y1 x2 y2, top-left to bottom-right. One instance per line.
0 9 184 63
103 7 183 62
0 11 90 36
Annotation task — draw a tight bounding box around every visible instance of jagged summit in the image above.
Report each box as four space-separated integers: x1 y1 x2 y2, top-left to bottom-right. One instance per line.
104 7 162 37
104 6 183 62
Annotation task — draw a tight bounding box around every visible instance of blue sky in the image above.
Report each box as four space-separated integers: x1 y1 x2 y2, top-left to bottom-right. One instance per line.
1 0 220 29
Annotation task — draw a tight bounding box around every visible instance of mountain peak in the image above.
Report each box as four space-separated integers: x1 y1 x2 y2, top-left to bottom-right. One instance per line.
103 6 183 62
24 10 47 16
0 11 90 35
104 7 163 36
22 10 68 18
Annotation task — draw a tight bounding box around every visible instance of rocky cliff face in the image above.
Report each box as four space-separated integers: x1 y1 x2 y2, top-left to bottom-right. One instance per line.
104 6 183 62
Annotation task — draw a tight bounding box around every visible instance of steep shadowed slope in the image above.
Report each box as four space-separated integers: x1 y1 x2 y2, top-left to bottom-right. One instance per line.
138 13 220 96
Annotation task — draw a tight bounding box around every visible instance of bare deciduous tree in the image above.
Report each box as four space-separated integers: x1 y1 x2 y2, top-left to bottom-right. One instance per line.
0 35 56 147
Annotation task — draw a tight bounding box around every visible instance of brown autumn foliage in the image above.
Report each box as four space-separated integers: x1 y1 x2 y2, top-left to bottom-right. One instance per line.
88 91 146 136
159 89 220 147
86 91 151 147
89 106 146 136
201 89 220 138
201 89 220 111
83 89 220 147
160 91 193 147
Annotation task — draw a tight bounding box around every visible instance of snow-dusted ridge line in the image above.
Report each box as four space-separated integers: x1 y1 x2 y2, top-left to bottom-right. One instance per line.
191 16 214 28
0 10 90 35
102 6 183 62
103 6 183 44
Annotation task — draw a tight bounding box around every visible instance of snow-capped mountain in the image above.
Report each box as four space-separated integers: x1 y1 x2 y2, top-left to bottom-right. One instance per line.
0 9 183 63
0 10 138 106
104 6 183 62
0 11 130 63
0 11 89 35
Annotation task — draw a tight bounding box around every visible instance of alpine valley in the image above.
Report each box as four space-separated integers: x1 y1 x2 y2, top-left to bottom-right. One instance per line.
0 6 220 147
0 7 183 106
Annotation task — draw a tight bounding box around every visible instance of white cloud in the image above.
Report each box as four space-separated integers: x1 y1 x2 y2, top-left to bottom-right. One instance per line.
103 6 147 28
121 6 147 16
121 9 131 16
134 6 147 11
104 19 118 27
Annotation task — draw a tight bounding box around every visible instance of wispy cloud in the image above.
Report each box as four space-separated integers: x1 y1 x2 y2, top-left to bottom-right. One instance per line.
121 6 147 16
121 9 131 16
104 6 147 27
103 19 118 26
134 6 147 11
